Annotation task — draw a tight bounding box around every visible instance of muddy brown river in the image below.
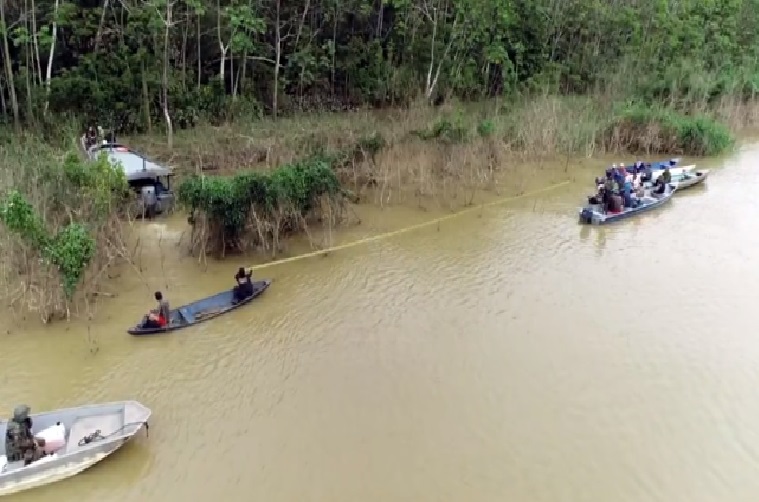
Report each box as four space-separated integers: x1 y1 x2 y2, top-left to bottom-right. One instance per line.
2 144 759 501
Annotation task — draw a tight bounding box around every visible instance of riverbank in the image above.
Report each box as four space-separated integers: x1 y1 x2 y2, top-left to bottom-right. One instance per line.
137 96 745 262
0 95 756 323
130 95 751 207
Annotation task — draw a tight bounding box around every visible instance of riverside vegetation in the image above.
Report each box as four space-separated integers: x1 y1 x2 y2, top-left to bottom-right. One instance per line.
0 0 757 321
0 141 132 322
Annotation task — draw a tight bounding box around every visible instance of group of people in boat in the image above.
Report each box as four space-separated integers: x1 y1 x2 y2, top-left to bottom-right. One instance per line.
589 161 673 213
140 267 256 329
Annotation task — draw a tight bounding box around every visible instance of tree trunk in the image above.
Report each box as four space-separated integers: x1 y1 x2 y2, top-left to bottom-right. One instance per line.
273 0 281 120
1 0 21 129
197 14 202 90
93 0 110 54
43 0 60 117
141 59 152 133
162 3 174 148
180 18 188 90
216 0 226 84
31 0 43 86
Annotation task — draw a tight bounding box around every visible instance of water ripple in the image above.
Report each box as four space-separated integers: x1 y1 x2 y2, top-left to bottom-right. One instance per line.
4 148 759 501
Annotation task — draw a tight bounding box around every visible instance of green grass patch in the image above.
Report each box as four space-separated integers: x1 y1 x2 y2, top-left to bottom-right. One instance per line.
607 104 735 156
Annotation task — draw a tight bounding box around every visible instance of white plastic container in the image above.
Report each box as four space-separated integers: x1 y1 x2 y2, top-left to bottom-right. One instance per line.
35 423 66 454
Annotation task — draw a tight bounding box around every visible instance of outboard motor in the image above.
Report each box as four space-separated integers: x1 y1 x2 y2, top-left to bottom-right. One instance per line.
140 186 158 217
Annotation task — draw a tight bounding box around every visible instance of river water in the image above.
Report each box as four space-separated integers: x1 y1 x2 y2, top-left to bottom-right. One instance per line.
2 143 759 501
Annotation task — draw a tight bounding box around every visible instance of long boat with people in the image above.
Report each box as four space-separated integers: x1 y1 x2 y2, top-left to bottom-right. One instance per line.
581 162 678 224
580 182 676 225
128 268 271 335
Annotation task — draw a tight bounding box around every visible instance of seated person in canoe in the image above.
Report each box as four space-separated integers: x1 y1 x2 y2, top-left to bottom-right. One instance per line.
141 291 170 329
233 267 254 304
653 167 672 194
5 405 46 466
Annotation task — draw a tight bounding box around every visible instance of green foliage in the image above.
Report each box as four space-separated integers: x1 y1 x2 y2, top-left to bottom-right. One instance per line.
477 119 496 138
0 190 97 299
356 133 386 158
178 174 255 234
0 190 49 249
0 145 123 302
62 151 129 217
414 117 470 143
3 0 758 131
178 156 342 250
608 104 735 155
45 224 96 299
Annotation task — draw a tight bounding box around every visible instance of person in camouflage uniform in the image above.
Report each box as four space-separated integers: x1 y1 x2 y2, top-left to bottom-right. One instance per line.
4 405 45 466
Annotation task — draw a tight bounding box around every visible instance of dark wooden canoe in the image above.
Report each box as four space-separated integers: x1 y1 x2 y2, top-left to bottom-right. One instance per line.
127 279 271 335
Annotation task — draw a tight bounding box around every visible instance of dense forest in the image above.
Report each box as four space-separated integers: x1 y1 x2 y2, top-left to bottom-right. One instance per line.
1 0 759 134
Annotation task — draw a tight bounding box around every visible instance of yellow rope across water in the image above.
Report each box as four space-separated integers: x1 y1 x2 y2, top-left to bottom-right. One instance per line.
248 179 572 271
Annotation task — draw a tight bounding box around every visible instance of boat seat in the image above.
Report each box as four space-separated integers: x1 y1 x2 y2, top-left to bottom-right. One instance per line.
65 413 123 454
178 307 194 323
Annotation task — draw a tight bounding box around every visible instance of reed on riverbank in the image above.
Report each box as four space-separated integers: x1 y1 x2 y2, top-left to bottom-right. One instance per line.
134 94 747 209
0 135 136 322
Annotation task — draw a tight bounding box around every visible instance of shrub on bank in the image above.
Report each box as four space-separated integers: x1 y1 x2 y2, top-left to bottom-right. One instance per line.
605 104 735 156
0 148 129 321
178 156 346 258
403 98 735 157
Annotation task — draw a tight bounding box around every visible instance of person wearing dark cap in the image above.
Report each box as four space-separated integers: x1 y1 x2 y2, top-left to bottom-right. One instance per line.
233 267 254 304
141 291 170 329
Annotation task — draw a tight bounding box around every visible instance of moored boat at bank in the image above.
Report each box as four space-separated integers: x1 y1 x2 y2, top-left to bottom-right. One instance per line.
85 142 176 218
0 401 151 497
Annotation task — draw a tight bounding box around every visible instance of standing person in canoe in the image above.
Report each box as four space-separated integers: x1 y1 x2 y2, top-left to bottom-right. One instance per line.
233 267 254 304
141 291 170 329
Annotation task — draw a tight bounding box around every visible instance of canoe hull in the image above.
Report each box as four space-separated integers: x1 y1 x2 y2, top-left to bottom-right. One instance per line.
579 186 676 225
128 279 271 335
0 401 151 497
671 169 709 190
649 164 697 181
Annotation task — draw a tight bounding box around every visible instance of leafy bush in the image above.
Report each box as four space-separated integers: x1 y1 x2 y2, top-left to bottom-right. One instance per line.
0 148 129 311
46 223 96 299
606 104 735 155
178 156 344 256
413 116 470 143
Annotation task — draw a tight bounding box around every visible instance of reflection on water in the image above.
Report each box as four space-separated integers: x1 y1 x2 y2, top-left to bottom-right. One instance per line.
3 147 759 501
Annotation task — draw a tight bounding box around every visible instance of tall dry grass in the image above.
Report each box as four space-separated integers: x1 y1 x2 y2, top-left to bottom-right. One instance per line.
127 93 759 210
0 135 140 323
